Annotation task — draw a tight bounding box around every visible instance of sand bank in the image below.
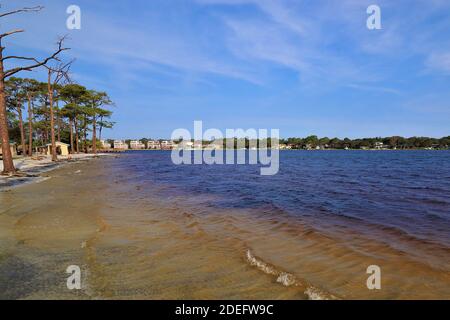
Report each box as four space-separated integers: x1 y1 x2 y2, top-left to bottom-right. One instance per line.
0 153 115 190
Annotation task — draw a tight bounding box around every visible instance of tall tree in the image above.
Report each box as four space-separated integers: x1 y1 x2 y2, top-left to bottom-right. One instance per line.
85 90 113 154
60 103 77 154
23 78 40 156
44 61 72 161
0 6 68 174
5 77 26 155
60 84 87 154
98 118 114 142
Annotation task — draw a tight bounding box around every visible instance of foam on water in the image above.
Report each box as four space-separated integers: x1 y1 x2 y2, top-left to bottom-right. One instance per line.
245 250 337 300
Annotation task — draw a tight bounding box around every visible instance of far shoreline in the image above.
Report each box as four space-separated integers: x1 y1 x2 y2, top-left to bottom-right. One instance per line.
117 148 450 151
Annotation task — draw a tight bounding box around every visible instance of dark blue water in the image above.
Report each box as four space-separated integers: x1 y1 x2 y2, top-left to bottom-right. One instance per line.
114 150 450 249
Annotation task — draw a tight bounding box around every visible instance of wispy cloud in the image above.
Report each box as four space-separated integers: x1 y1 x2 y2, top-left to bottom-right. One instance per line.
197 0 450 88
345 84 401 95
426 52 450 74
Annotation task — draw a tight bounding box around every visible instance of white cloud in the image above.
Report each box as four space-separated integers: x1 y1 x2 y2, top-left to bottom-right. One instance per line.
426 52 450 74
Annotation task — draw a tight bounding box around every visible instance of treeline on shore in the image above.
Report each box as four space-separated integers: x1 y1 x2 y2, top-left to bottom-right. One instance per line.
6 78 114 154
279 136 450 150
105 135 450 150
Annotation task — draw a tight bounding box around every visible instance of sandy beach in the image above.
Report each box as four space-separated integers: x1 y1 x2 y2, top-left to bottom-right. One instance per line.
0 154 113 190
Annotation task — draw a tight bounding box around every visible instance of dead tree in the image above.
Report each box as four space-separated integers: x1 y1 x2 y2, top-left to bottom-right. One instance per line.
44 60 73 162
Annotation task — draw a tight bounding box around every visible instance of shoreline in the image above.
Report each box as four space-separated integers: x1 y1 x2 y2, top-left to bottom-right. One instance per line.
115 148 449 151
0 153 115 191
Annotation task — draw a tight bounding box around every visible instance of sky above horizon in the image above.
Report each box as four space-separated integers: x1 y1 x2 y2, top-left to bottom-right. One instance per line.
2 0 450 139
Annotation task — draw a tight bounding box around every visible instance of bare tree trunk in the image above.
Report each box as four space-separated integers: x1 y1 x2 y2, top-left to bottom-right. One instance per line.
56 101 61 142
42 98 49 144
74 119 79 154
57 116 61 142
27 93 33 156
69 117 74 154
17 103 26 157
44 113 49 144
48 70 57 162
92 115 97 155
0 49 16 175
99 115 104 142
83 114 87 153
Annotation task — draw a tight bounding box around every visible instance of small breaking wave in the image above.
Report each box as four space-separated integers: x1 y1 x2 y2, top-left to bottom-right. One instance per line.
245 250 337 300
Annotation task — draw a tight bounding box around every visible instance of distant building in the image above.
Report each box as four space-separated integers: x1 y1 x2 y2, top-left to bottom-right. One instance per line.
114 140 129 150
177 141 194 150
100 140 112 149
46 142 70 156
278 144 293 150
374 142 385 150
0 143 17 157
193 141 203 150
204 140 223 150
147 140 161 149
160 140 176 150
130 140 146 150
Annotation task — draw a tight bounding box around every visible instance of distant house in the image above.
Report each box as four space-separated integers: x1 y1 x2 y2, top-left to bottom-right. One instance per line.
160 140 176 150
374 142 385 150
114 140 129 150
177 141 194 150
100 140 112 149
147 140 161 149
46 142 70 156
0 143 17 157
205 140 223 150
130 140 146 150
193 141 203 150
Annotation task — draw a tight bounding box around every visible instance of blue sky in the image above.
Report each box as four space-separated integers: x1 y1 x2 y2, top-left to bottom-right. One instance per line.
2 0 450 139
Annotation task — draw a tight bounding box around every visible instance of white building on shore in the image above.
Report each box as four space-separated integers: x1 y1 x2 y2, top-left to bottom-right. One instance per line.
193 141 203 150
160 140 177 150
177 141 194 150
205 140 223 150
147 140 160 149
374 142 386 150
100 140 112 149
114 140 129 150
130 140 146 150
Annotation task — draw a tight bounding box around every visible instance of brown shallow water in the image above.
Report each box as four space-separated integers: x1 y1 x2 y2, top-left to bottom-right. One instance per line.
0 157 449 299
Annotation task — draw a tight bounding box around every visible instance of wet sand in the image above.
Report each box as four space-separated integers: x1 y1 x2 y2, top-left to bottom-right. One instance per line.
0 154 111 190
0 157 449 299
